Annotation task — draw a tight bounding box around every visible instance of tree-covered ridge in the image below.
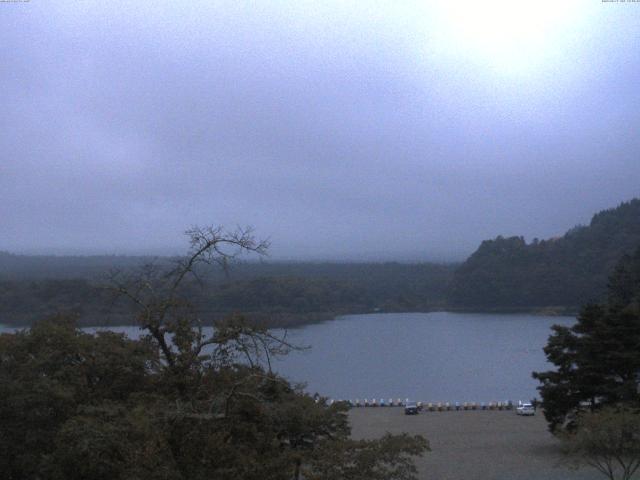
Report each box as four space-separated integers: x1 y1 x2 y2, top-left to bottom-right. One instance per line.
449 199 640 311
0 263 453 327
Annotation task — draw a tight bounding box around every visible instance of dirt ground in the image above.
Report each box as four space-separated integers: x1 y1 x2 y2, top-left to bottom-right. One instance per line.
349 407 602 480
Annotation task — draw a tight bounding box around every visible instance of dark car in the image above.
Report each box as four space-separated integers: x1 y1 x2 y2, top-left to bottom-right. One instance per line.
404 401 419 415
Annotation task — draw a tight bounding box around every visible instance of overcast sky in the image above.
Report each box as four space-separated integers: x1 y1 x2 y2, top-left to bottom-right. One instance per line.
2 1 639 260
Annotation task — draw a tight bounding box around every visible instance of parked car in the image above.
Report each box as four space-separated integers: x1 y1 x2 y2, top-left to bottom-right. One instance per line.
516 403 535 416
404 401 419 415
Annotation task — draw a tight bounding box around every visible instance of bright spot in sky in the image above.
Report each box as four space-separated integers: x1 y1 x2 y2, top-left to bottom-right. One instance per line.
431 0 586 74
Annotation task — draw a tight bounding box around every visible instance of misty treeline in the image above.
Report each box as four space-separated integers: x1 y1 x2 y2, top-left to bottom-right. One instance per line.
0 261 453 327
1 198 639 327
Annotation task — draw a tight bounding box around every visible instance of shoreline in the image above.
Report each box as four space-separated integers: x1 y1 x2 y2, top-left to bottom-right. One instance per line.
0 308 577 330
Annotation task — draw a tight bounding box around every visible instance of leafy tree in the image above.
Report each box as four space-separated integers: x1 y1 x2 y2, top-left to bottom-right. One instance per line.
0 226 429 480
533 246 640 432
306 433 428 480
562 407 640 480
0 316 157 479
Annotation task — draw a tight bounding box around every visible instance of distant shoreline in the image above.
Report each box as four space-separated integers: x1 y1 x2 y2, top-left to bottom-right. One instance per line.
0 308 577 331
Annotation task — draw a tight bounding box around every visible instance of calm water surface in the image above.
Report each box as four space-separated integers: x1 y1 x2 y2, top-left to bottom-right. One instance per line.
1 312 573 403
272 312 574 403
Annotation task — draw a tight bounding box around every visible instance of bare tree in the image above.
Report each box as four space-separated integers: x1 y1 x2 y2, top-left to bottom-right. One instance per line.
106 226 293 375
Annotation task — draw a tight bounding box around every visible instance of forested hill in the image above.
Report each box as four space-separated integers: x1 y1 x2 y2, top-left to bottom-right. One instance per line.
0 259 454 327
449 199 640 312
2 199 639 325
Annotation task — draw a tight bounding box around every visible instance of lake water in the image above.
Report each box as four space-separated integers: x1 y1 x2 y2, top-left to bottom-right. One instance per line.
0 312 573 404
272 312 574 404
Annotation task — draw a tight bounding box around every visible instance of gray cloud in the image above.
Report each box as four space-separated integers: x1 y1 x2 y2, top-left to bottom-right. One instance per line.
2 1 639 260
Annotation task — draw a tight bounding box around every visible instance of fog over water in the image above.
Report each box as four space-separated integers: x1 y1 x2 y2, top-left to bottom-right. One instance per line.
2 2 640 260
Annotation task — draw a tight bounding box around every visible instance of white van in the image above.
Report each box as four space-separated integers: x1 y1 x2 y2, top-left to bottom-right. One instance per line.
516 403 535 416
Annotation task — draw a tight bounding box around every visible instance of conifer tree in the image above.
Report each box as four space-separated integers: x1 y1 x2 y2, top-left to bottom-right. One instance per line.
533 246 640 432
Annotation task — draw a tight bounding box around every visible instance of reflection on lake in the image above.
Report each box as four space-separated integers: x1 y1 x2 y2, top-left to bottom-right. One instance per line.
1 312 573 403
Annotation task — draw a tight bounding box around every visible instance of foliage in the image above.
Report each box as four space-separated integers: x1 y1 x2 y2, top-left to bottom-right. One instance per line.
450 199 640 310
306 433 429 480
0 316 157 479
562 407 640 480
0 226 429 480
533 246 640 432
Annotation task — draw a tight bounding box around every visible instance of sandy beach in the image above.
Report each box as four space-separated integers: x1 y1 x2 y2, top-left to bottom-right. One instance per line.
349 408 601 480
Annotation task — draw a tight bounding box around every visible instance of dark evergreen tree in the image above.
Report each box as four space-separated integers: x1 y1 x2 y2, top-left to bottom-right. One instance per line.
533 246 640 432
